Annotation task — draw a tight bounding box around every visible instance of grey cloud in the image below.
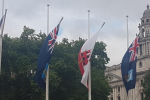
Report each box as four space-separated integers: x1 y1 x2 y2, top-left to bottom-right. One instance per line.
1 0 150 66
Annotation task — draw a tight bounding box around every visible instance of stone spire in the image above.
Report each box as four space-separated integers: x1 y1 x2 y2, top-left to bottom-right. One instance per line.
147 4 149 9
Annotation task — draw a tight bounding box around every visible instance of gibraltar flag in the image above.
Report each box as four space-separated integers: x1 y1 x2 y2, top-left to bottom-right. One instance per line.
78 23 105 88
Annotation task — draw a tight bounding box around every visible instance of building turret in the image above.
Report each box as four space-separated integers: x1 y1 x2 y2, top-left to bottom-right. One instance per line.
138 4 150 57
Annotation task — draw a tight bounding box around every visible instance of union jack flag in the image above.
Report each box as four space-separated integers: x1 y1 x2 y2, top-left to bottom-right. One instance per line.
48 25 59 54
129 37 139 62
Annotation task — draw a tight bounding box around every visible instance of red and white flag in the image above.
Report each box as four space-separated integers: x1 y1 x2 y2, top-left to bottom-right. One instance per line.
78 23 105 88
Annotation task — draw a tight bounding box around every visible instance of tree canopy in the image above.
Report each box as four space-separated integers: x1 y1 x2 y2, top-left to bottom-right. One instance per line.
0 26 111 100
143 69 150 100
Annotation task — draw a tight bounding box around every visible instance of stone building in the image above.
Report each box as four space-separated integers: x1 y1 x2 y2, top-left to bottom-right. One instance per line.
105 5 150 100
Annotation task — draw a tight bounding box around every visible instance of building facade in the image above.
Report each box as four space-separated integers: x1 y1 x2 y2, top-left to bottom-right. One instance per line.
105 5 150 100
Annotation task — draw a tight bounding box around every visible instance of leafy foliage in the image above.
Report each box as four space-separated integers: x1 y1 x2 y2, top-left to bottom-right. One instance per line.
0 26 111 100
143 69 150 100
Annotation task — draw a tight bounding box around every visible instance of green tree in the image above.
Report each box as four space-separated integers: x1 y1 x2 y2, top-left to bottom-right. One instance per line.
143 69 150 100
0 26 111 100
46 38 111 100
0 27 46 100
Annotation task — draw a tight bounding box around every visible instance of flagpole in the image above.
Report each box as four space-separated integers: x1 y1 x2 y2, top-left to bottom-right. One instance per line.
126 16 129 100
88 10 90 38
2 0 4 17
126 15 129 49
46 4 50 100
1 9 7 36
126 15 130 100
0 0 5 77
88 10 91 100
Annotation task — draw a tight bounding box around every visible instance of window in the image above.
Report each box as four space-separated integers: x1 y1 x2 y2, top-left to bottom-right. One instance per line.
147 33 149 38
142 20 144 23
118 87 120 92
139 61 142 68
118 96 120 100
146 19 149 22
141 79 143 85
140 44 142 55
142 29 145 33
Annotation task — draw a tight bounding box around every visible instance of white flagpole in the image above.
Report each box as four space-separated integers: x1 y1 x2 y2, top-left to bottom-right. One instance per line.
46 4 50 100
88 10 91 100
0 0 5 77
2 0 4 17
126 15 129 100
126 15 129 49
88 10 90 38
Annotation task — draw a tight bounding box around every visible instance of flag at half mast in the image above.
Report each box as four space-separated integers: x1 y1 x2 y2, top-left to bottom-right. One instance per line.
34 18 63 89
78 22 105 88
0 17 4 30
0 9 7 34
121 36 139 94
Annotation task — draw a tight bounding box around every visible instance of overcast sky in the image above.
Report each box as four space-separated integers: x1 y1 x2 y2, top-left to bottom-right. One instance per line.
1 0 150 66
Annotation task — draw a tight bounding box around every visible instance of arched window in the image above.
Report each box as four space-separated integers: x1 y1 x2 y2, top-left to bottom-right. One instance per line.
142 20 144 23
142 28 145 32
139 61 142 68
118 96 120 100
118 87 120 92
146 19 149 23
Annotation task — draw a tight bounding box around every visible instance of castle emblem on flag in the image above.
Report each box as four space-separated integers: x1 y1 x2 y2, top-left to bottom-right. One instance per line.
79 50 91 66
78 23 105 89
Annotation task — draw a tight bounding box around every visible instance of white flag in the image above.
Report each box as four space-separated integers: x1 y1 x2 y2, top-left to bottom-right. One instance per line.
78 23 105 88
